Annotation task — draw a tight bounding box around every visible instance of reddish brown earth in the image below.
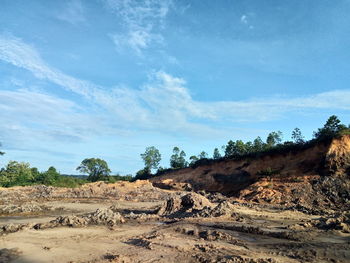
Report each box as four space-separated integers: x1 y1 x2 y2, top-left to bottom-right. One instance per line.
151 135 350 212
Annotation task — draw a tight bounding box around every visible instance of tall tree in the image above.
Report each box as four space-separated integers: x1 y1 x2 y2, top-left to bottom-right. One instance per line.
213 148 221 159
224 140 236 157
76 158 111 182
253 136 265 152
266 131 283 147
235 140 247 155
140 146 161 171
170 147 188 169
314 115 347 139
291 128 304 144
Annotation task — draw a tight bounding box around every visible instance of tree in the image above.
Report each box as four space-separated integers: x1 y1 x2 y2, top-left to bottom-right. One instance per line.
198 151 208 159
133 167 152 181
266 131 283 147
37 166 60 185
235 140 247 155
0 161 34 187
314 115 348 139
253 136 265 152
291 128 304 144
189 155 199 165
213 148 221 159
76 158 111 182
140 146 161 171
224 140 236 157
225 140 251 157
170 147 188 169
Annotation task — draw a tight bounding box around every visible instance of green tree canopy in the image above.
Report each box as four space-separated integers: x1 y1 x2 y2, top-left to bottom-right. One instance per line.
213 148 221 159
140 146 161 171
170 147 188 169
266 131 283 147
36 166 60 185
76 158 111 182
133 167 152 181
0 161 34 187
253 136 265 152
291 128 304 144
314 115 348 139
224 140 236 157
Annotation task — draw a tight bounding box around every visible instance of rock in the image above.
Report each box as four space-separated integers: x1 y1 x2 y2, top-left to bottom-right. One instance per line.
51 215 88 227
157 193 214 218
86 208 125 225
51 208 125 227
0 201 56 215
196 201 236 217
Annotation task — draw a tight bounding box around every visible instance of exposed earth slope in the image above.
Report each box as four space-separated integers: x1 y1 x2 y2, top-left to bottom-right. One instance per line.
151 135 350 211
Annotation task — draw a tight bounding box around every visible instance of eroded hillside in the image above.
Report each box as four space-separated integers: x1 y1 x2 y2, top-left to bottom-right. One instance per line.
151 135 350 211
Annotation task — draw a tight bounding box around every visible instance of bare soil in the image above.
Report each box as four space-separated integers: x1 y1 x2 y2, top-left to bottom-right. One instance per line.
0 182 349 263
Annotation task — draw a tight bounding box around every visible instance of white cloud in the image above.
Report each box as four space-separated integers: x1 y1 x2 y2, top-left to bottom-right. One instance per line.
57 0 86 25
0 89 88 145
104 0 172 54
1 34 350 140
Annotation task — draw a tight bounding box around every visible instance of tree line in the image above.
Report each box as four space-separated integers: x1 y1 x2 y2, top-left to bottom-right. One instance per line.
0 115 349 186
134 115 350 180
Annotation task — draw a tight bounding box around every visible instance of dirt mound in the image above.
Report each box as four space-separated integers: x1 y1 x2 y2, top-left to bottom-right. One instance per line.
51 208 125 227
195 201 236 218
157 192 214 218
157 193 238 219
87 208 125 225
0 201 62 215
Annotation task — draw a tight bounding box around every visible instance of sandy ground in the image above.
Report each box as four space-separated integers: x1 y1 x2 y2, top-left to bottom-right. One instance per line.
1 196 349 263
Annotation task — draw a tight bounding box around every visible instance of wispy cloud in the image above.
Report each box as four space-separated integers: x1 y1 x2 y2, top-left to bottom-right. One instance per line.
1 34 350 139
103 0 172 54
57 0 86 25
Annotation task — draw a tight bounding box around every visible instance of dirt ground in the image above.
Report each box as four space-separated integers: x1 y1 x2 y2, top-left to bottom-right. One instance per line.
0 182 349 263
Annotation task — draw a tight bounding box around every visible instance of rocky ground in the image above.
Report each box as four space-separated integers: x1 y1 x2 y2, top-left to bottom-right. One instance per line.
0 181 349 263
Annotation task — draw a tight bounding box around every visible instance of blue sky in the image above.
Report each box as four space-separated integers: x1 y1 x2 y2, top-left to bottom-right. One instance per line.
0 0 350 174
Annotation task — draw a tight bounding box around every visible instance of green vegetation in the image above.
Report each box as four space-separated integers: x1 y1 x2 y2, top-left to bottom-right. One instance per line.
170 147 188 169
76 158 111 182
313 115 349 139
140 146 161 171
213 148 221 159
151 115 350 178
291 128 304 144
0 161 87 188
1 115 349 186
